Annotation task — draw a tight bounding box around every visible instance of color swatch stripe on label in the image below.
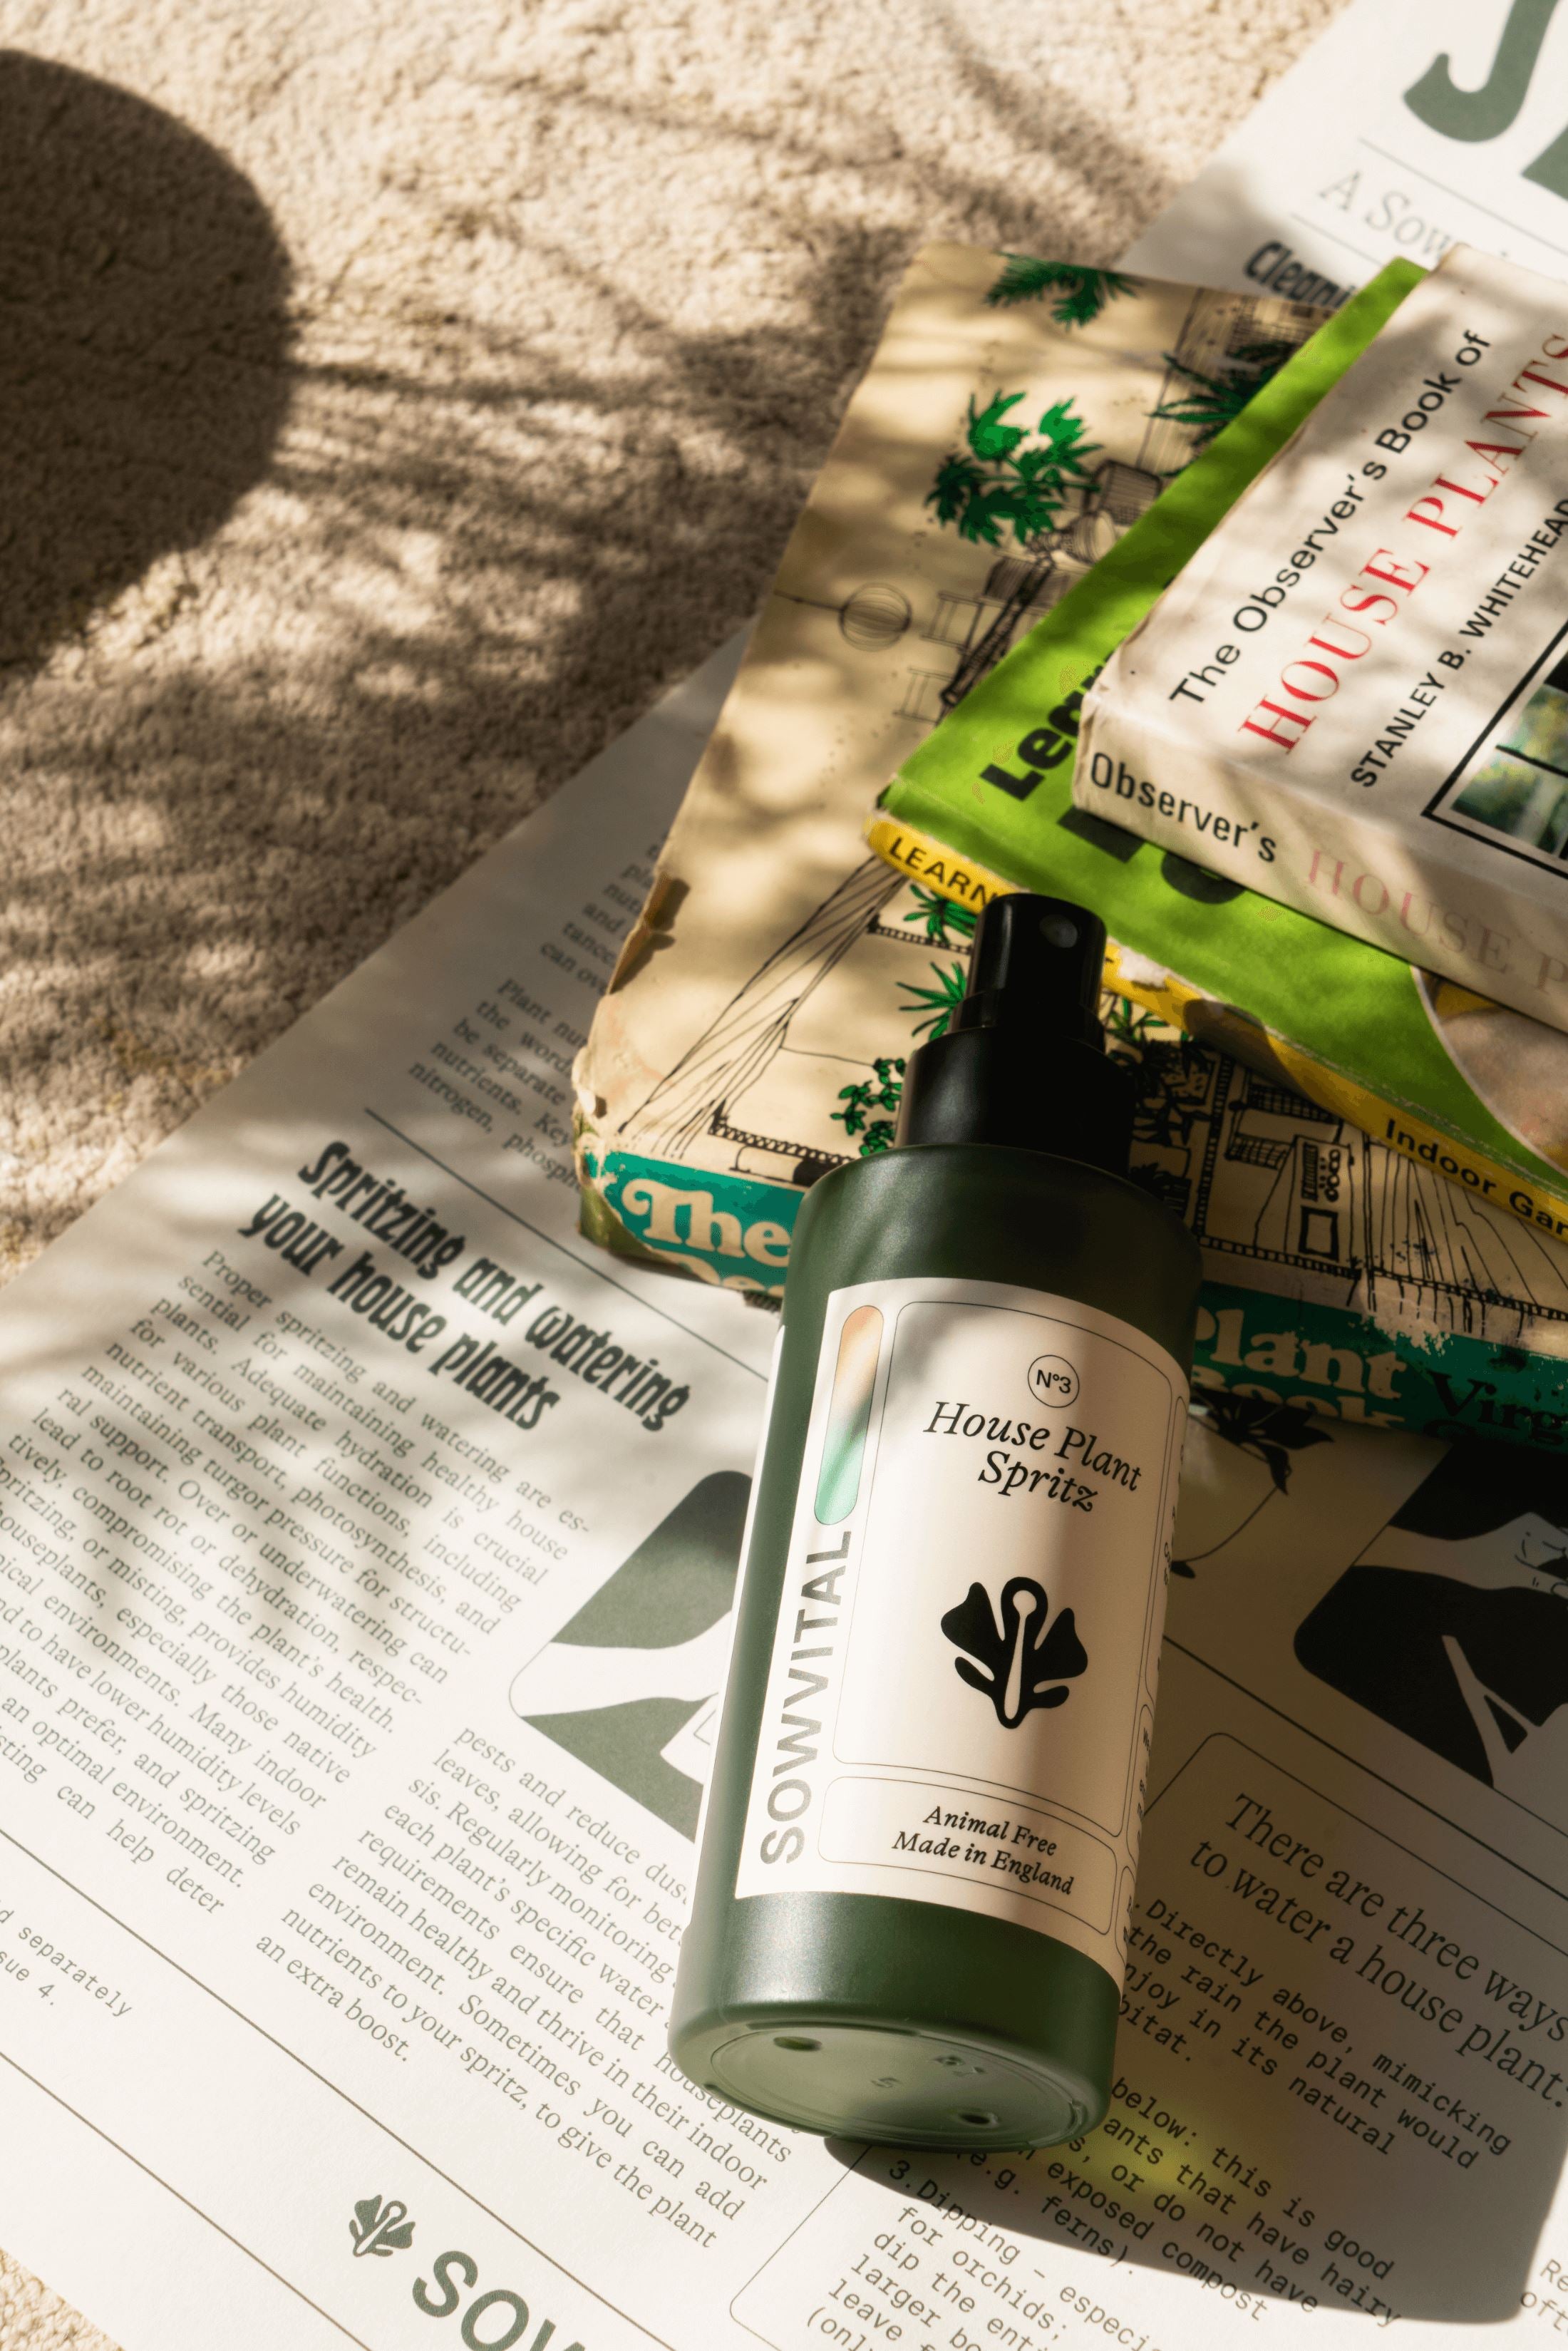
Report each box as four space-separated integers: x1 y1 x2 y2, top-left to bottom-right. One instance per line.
813 1304 883 1524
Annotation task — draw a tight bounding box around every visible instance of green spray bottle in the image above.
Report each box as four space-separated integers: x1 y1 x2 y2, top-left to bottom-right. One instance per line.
669 892 1201 2148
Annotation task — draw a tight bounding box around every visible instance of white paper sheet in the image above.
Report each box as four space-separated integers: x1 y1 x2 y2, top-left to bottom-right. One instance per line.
1125 0 1568 296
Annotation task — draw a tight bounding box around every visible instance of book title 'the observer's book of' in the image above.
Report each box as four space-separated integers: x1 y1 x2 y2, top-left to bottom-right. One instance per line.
1073 245 1568 1035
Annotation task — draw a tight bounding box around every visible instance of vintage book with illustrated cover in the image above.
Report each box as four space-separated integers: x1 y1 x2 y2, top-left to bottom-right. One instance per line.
577 242 1329 1258
1073 244 1568 1030
575 245 1329 1253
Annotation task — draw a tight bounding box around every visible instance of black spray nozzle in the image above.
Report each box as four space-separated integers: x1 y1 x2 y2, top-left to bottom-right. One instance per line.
895 892 1130 1173
951 893 1108 1052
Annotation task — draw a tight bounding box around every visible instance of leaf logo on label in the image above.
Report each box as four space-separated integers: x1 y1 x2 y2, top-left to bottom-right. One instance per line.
941 1576 1088 1727
349 2194 416 2258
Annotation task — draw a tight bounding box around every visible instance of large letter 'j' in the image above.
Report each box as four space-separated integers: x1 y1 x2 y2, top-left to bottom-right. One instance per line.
1405 0 1556 142
1405 0 1568 201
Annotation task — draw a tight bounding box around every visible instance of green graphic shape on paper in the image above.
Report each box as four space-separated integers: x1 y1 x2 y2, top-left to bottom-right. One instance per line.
513 1470 751 1838
349 2196 415 2260
984 258 1136 321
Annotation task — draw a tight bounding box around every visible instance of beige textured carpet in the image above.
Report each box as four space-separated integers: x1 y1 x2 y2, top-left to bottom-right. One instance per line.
0 0 1346 2339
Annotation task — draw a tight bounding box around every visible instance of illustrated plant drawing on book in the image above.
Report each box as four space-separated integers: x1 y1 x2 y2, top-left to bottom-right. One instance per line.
578 249 1319 1234
576 245 1568 1451
577 247 1317 1242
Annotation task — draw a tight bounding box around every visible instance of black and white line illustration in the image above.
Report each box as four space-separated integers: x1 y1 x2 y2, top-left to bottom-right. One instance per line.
1295 1440 1568 1828
1125 1036 1568 1345
607 275 1321 1200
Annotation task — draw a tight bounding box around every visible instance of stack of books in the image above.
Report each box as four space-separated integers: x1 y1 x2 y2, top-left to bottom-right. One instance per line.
574 240 1568 1452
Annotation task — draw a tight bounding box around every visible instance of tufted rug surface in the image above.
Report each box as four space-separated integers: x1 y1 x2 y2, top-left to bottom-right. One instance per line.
0 0 1346 2339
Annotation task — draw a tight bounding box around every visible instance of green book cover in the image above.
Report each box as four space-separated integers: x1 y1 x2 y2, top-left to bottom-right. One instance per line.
871 254 1568 1250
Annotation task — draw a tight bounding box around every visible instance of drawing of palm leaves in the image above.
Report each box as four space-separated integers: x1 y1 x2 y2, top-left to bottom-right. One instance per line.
1128 1037 1204 1152
1151 338 1298 453
349 2195 416 2258
942 1578 1088 1727
898 960 967 1039
1104 996 1162 1054
903 883 979 949
985 257 1135 325
1194 1383 1329 1490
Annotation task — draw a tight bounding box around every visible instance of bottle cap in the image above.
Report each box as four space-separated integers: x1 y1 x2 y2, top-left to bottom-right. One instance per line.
895 892 1134 1171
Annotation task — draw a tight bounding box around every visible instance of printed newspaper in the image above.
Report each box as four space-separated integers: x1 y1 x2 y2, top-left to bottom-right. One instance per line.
3 642 1568 2351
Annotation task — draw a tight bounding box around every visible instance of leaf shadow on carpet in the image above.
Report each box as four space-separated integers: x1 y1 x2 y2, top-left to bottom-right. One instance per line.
0 42 1173 1252
0 48 294 677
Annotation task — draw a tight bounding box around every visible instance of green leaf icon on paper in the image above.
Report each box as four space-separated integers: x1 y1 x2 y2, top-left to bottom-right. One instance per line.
942 1578 1088 1728
349 2195 416 2258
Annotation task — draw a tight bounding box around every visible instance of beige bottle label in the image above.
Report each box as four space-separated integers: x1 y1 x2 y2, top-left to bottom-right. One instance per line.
734 1277 1187 1982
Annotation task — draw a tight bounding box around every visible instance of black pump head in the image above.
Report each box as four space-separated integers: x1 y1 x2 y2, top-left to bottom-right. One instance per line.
895 892 1134 1173
950 894 1108 1050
